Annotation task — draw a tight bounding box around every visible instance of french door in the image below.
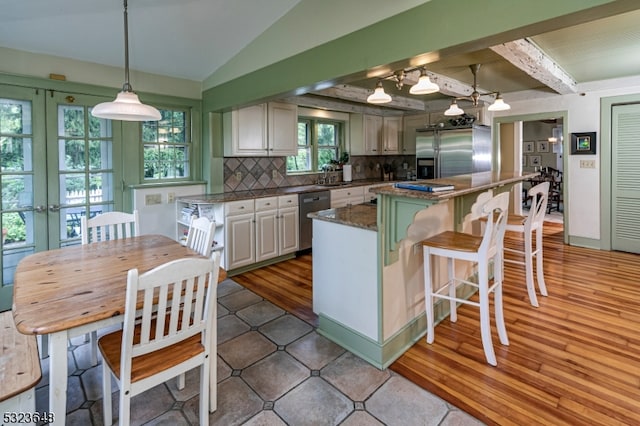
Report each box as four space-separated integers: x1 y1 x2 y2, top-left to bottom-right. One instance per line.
1 85 123 311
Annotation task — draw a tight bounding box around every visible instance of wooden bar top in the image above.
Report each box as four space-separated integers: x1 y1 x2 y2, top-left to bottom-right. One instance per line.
12 234 226 336
371 171 539 200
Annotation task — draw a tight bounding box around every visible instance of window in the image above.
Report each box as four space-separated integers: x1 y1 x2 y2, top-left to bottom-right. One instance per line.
142 108 190 180
287 117 343 173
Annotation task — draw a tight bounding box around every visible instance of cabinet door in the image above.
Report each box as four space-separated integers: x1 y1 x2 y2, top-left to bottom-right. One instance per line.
255 209 278 262
364 115 383 155
231 104 267 156
402 114 426 155
278 206 299 255
268 102 297 156
225 212 255 269
382 116 401 154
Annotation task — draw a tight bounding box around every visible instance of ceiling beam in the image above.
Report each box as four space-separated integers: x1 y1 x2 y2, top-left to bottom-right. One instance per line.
490 38 577 95
311 84 426 111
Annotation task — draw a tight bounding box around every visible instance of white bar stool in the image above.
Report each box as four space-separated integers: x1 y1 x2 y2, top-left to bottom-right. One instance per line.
504 181 549 307
421 192 510 366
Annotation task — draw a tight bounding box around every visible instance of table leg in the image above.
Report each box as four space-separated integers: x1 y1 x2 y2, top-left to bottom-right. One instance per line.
48 331 68 426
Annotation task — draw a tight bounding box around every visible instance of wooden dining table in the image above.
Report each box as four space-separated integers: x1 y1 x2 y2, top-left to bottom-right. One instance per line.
12 234 226 426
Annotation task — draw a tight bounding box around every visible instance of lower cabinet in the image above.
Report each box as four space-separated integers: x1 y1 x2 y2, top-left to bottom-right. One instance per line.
331 186 365 208
224 199 256 270
225 195 299 271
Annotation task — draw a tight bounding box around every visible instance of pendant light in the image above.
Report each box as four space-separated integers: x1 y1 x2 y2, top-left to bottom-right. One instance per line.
487 93 510 111
444 99 464 116
366 81 392 104
409 68 440 95
92 0 161 121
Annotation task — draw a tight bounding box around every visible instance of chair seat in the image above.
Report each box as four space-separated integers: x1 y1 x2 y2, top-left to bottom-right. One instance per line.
421 230 483 252
99 322 204 384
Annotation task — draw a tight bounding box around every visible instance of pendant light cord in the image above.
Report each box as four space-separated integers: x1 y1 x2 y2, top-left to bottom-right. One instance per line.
122 0 132 92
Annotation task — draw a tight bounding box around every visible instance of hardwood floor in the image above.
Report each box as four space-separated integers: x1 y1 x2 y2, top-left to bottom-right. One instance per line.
234 223 640 426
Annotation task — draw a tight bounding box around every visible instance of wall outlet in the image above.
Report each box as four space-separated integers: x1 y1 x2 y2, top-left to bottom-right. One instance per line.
355 165 361 173
580 160 596 169
167 192 175 203
272 169 278 179
145 193 162 205
235 171 242 180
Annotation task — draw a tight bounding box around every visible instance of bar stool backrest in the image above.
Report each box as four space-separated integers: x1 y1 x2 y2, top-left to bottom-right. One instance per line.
480 192 510 260
526 181 550 231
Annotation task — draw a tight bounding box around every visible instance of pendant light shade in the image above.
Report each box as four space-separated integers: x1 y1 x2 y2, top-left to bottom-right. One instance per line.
366 81 392 104
92 0 161 122
487 93 511 112
409 68 440 95
444 99 464 116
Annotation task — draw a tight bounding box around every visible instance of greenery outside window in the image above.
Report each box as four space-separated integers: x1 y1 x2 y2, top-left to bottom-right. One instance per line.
287 117 343 173
142 108 190 180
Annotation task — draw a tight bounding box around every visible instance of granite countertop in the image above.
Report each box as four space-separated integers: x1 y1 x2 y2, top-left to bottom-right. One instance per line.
178 179 395 204
371 171 539 200
307 203 378 231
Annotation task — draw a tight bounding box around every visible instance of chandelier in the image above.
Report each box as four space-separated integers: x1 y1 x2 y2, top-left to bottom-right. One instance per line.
444 64 510 116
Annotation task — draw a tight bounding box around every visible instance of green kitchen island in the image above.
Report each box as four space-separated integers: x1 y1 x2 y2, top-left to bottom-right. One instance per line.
309 171 537 369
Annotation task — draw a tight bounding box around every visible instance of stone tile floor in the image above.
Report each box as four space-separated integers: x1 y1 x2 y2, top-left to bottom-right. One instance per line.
35 278 484 425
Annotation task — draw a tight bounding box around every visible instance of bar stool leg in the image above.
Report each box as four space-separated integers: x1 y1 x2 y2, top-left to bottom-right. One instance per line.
448 258 457 323
535 227 548 296
493 252 509 346
423 247 435 344
477 261 497 366
524 227 539 307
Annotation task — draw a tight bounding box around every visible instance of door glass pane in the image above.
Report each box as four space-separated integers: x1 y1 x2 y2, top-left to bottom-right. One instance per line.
57 105 114 245
1 98 35 300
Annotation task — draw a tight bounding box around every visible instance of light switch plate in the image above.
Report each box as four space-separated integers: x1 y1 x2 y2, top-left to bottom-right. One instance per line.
580 160 596 169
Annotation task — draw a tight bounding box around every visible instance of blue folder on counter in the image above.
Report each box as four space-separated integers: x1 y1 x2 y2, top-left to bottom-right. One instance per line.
394 182 455 192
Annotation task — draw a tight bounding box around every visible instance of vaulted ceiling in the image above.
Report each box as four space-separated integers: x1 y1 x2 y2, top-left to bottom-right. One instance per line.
2 0 640 110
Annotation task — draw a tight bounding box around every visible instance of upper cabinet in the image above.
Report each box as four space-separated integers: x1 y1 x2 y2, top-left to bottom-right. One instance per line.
224 102 297 157
350 113 402 156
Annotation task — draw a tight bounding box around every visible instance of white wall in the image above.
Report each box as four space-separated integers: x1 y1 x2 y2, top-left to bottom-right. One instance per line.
493 75 640 242
133 185 206 239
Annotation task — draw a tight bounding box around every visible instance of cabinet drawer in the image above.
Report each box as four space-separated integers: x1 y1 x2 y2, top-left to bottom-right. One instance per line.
332 186 364 200
225 199 255 216
255 196 278 212
278 194 298 208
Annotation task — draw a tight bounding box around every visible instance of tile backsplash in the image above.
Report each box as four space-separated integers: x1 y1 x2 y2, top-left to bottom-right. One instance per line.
223 155 415 192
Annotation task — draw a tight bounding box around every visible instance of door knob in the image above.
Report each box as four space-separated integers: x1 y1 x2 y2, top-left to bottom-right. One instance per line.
34 205 47 213
49 204 61 212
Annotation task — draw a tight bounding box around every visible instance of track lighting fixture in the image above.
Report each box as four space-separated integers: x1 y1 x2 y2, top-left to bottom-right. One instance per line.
366 67 439 105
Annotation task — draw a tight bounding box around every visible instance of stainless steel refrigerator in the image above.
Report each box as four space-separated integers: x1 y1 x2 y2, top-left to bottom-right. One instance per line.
415 124 491 178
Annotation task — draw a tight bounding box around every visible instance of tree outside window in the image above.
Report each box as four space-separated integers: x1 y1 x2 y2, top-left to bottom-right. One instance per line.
142 108 190 181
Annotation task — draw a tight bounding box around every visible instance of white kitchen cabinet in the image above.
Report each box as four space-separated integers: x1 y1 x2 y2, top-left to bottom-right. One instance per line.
224 102 297 157
268 102 298 156
224 199 256 270
350 114 403 156
382 116 402 154
225 195 298 270
362 183 388 203
255 197 279 262
402 114 427 155
331 186 365 208
278 195 299 255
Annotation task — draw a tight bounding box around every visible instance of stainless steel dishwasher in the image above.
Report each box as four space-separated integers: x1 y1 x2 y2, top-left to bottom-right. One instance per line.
298 190 331 251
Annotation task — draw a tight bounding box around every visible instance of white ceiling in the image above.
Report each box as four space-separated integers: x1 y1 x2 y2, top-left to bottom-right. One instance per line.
1 0 640 102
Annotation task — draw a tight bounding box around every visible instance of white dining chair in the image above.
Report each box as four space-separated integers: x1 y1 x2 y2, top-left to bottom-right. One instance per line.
80 210 140 365
98 253 220 426
186 216 216 257
421 192 510 366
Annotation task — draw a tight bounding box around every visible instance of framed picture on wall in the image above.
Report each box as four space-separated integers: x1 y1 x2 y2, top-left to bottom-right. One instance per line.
571 132 597 154
524 141 535 153
537 140 549 153
529 156 541 167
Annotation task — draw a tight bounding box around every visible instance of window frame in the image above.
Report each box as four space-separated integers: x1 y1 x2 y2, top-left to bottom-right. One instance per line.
141 106 193 183
287 108 348 175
